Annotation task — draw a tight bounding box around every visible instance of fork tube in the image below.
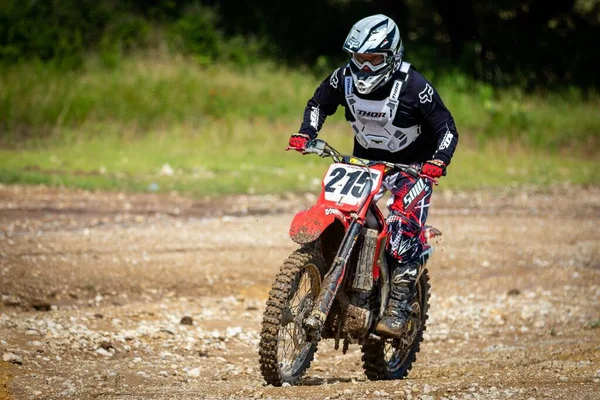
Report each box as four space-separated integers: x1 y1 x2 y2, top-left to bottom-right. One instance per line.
355 178 373 220
378 253 390 319
305 220 363 332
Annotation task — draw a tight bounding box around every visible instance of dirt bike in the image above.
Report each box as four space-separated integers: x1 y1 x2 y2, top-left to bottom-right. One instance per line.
258 139 442 386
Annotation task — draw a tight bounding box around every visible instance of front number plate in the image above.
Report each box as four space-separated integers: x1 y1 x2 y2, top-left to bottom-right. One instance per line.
322 164 382 206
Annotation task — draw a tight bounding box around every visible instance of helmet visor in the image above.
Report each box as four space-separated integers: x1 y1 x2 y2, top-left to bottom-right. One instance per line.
351 53 387 74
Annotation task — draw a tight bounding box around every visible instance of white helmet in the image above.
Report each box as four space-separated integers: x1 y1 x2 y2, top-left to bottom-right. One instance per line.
342 14 404 95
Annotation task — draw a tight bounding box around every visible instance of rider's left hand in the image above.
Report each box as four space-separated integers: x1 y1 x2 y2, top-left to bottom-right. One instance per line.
421 159 446 178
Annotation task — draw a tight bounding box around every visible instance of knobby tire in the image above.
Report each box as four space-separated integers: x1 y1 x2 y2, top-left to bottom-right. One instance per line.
258 247 326 386
361 267 431 380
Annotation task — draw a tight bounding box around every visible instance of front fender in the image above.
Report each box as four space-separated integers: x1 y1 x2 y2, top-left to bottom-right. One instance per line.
289 205 349 244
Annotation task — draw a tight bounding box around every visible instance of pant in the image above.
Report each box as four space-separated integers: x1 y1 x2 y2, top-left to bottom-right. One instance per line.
384 172 433 263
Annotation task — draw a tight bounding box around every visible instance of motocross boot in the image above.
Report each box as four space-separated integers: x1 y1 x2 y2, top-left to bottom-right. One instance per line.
375 261 420 338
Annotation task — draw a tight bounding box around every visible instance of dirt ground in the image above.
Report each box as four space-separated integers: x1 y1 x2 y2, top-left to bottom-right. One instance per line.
0 183 599 400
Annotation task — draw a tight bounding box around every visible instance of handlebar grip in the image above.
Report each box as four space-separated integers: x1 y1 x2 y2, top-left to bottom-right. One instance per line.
303 146 322 155
304 139 328 157
394 163 420 177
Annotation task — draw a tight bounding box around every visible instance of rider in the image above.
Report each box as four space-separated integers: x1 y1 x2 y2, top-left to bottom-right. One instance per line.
288 14 459 338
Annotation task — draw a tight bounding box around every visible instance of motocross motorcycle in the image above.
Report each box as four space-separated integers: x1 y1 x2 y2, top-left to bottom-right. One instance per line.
258 139 442 386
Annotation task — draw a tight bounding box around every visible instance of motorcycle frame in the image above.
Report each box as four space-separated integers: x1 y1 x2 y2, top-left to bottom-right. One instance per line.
289 162 390 336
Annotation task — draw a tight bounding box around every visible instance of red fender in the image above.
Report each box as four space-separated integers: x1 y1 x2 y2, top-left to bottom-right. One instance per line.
289 205 349 244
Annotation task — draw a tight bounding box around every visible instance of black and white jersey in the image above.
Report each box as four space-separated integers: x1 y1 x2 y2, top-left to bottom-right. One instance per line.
298 62 459 166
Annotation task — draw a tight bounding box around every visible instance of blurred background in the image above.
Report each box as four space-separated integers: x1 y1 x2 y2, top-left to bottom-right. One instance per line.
0 0 599 195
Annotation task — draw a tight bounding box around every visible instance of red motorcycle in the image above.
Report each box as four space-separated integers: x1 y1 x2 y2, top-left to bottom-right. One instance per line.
258 139 441 386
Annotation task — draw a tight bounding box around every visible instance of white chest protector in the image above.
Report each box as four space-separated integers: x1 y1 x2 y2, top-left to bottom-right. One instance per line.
345 62 421 152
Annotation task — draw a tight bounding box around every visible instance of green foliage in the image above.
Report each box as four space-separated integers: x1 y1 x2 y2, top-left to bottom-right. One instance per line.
1 1 596 196
169 6 221 65
1 0 598 88
0 57 597 154
433 73 599 152
0 58 326 141
166 5 268 67
99 14 150 68
0 0 267 71
0 56 597 195
0 0 111 67
223 35 268 68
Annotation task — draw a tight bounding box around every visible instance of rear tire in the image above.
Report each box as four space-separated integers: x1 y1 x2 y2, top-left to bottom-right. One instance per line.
361 267 431 380
258 247 326 386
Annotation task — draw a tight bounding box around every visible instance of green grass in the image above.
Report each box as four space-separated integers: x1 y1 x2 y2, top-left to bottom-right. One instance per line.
0 57 333 140
1 56 599 152
0 56 598 195
0 121 597 197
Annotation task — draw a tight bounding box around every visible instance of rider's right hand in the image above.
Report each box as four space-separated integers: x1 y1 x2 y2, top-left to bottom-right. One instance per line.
288 133 311 153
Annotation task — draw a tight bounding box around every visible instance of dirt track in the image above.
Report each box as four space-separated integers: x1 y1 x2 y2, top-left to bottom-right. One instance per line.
0 184 599 400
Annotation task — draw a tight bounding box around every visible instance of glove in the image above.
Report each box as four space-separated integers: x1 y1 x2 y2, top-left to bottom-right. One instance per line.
288 133 311 152
421 159 446 178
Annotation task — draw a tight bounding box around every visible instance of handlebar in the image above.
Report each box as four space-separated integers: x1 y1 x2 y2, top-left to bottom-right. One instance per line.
287 139 438 184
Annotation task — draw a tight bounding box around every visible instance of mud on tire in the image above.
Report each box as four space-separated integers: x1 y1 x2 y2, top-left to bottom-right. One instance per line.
258 247 326 386
361 268 431 380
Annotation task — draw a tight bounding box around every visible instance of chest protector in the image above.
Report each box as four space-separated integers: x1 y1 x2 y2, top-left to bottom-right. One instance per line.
344 62 420 152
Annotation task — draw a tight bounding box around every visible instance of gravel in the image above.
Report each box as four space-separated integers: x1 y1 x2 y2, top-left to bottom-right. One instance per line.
0 184 598 399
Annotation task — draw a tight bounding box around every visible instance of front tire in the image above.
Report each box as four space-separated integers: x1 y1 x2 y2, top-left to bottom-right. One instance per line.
258 247 326 386
361 267 431 380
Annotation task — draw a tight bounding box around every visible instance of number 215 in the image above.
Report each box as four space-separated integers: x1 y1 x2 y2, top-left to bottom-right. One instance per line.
324 168 370 198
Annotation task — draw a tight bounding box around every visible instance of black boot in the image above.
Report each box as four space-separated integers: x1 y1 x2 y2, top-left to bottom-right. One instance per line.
375 261 420 338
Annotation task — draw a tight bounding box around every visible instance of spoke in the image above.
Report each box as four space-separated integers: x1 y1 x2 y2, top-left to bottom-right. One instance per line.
279 334 294 367
279 326 294 353
299 275 310 295
278 313 304 368
290 273 310 306
275 265 319 375
281 326 293 347
280 333 305 371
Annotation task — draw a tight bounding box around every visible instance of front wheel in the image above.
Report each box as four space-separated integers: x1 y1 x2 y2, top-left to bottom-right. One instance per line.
258 247 326 386
361 267 431 380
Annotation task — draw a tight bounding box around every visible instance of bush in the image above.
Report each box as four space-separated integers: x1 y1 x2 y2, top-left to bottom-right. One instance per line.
169 7 221 65
99 14 151 68
0 0 111 67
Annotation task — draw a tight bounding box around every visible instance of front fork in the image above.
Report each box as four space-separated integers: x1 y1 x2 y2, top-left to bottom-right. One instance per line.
304 220 363 335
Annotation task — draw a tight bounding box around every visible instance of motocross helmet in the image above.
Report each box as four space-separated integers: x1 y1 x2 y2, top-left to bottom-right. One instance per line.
342 14 404 95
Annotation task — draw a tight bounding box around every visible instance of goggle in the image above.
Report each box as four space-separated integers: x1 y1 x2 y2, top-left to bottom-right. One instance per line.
351 53 388 73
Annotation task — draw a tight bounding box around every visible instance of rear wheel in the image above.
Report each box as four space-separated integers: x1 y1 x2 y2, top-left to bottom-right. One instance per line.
361 268 430 380
258 247 326 386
